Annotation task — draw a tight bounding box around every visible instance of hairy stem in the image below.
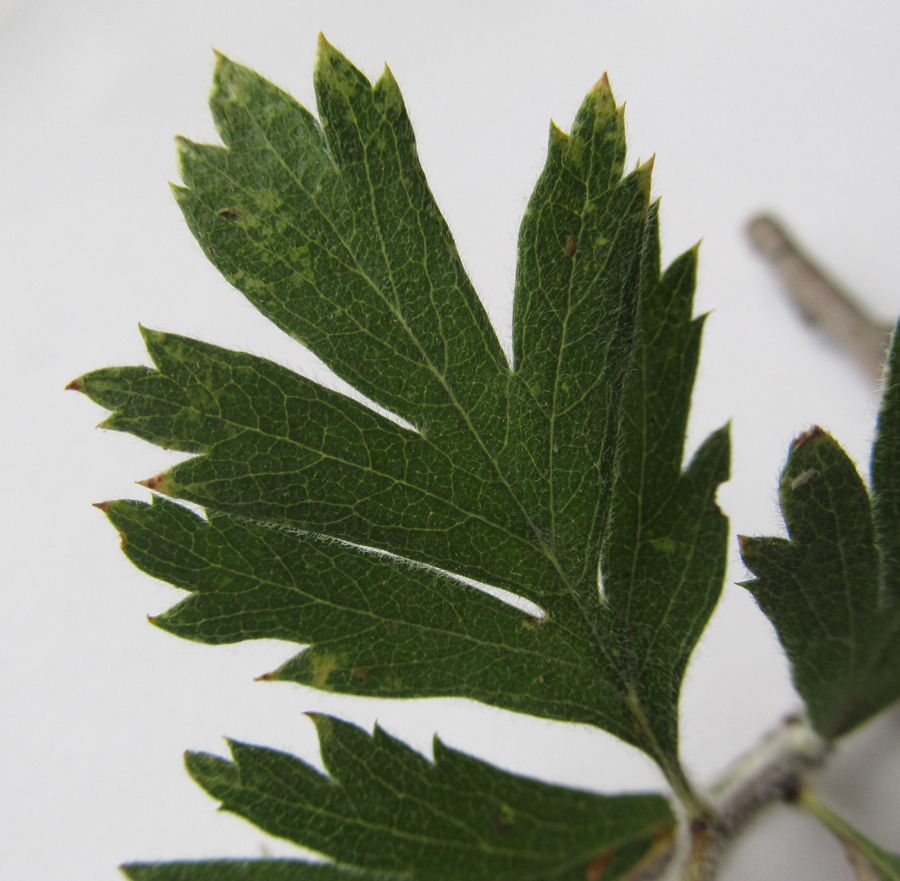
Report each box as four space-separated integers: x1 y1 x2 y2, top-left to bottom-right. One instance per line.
669 715 830 881
747 214 892 382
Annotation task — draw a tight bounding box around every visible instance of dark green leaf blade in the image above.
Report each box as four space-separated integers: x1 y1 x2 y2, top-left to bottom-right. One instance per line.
600 211 730 773
74 44 728 771
122 861 404 881
872 323 900 595
101 496 630 736
740 416 900 737
174 37 510 454
184 715 674 881
509 78 647 575
77 328 554 605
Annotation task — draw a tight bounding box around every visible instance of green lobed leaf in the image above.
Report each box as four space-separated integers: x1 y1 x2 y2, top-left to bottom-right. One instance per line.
74 39 728 776
740 320 900 738
177 714 674 881
104 495 629 725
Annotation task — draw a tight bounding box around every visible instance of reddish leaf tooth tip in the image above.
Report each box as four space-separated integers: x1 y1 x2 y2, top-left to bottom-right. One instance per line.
254 671 278 682
92 501 111 512
138 473 167 491
65 378 83 392
737 534 751 554
591 72 612 94
791 425 826 450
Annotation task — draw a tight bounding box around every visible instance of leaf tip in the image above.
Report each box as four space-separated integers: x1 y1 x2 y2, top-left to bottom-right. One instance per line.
65 378 84 392
549 120 570 151
138 324 166 346
92 501 111 513
211 48 239 88
634 155 655 205
316 31 334 55
254 670 279 682
304 711 332 738
137 472 174 494
315 32 343 73
791 425 826 451
590 71 612 96
378 62 399 89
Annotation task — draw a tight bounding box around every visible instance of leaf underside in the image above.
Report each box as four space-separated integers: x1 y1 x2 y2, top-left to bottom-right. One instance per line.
740 319 900 739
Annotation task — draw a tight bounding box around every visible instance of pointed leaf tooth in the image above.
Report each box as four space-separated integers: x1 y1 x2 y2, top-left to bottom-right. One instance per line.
180 718 675 880
740 418 900 738
137 472 178 494
634 155 655 206
374 63 403 106
547 119 570 153
591 71 612 96
81 44 731 778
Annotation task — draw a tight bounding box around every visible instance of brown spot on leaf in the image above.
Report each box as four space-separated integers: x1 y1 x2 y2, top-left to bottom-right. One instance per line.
565 235 578 258
585 850 614 880
352 667 371 680
138 473 170 493
791 425 826 450
492 817 511 835
216 208 242 219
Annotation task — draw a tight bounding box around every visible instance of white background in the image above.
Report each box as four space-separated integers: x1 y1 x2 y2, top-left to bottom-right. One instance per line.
1 1 899 878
